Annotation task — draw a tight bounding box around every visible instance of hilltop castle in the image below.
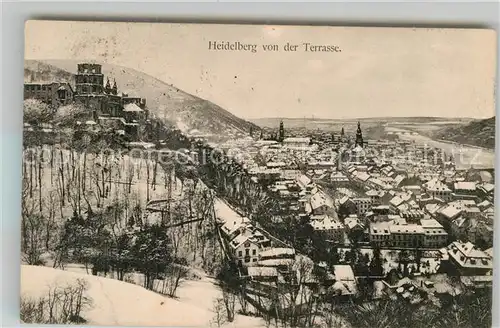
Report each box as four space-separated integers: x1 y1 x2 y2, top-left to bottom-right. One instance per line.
25 63 147 117
24 63 149 139
73 63 147 118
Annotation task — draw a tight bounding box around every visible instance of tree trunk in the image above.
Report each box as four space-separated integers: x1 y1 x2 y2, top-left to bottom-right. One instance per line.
29 151 33 198
59 150 65 206
38 148 43 213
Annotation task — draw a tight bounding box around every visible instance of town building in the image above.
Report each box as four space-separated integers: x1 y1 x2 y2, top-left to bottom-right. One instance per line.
352 197 373 216
309 214 345 242
310 191 336 215
388 223 425 248
452 181 478 201
283 137 311 148
423 178 452 202
330 171 350 187
369 218 431 248
420 218 449 248
446 241 493 276
329 265 357 297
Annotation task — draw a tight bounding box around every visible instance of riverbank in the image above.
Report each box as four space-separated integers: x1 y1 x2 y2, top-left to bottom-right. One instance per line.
386 127 494 169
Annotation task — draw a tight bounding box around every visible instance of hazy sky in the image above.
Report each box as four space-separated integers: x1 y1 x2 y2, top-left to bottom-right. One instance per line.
25 21 497 119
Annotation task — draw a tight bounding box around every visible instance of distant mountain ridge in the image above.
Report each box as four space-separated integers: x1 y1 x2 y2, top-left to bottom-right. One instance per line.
24 60 259 140
250 116 475 128
433 116 496 149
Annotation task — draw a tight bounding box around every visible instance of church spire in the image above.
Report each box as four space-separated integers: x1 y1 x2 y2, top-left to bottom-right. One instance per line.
278 120 285 142
112 78 118 95
105 77 111 93
355 121 364 148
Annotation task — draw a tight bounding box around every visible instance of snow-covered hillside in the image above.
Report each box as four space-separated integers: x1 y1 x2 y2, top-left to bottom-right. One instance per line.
21 265 264 327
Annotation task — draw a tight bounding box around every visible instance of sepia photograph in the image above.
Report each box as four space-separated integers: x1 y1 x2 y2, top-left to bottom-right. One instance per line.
21 21 496 327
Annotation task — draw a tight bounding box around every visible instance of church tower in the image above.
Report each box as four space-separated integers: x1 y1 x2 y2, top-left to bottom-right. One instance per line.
105 78 112 94
112 79 118 95
355 121 364 147
278 120 285 142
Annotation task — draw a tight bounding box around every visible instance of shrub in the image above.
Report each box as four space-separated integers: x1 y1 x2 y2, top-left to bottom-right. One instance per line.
23 99 53 125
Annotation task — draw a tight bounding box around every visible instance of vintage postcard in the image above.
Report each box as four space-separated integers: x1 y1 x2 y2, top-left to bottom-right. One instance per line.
22 21 496 327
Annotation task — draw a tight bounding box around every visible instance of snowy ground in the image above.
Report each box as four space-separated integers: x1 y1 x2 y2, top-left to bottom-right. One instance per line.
21 265 265 327
338 247 443 275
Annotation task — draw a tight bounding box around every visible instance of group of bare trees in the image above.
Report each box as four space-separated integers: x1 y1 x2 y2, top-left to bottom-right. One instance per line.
21 138 224 301
20 278 92 324
21 143 169 262
212 255 328 328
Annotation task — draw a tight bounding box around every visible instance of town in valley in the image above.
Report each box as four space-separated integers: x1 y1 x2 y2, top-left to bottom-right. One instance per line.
21 27 495 328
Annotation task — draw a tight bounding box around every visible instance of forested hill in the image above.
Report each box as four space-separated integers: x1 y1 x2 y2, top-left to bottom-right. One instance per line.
433 116 495 149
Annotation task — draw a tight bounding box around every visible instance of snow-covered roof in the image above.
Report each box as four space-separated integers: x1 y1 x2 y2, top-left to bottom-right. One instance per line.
345 216 363 229
454 181 477 191
389 224 425 234
297 174 312 188
123 103 143 112
390 196 405 207
310 191 335 210
247 266 278 277
353 171 371 182
480 183 494 193
424 178 450 192
310 216 343 231
259 247 295 258
439 205 463 219
447 241 493 270
283 137 310 143
420 218 443 228
333 265 355 281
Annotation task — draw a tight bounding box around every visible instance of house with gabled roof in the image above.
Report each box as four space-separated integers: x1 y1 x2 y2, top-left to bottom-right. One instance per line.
230 234 261 267
311 215 345 241
446 241 493 276
423 178 452 202
310 191 336 215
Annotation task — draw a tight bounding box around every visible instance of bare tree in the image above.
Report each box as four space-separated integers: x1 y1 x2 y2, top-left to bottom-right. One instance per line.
123 157 133 195
273 256 315 328
21 213 46 265
210 297 228 328
221 288 237 323
161 263 189 297
20 278 92 324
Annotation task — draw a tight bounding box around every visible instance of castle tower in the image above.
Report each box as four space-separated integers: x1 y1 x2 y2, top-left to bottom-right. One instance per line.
355 121 364 147
74 63 105 112
75 63 104 95
278 120 285 142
